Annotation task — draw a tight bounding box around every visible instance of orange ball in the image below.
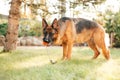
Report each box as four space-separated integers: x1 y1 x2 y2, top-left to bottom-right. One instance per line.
42 41 48 46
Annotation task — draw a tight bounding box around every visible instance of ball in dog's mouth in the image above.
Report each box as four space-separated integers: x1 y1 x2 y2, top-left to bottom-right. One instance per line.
42 41 49 46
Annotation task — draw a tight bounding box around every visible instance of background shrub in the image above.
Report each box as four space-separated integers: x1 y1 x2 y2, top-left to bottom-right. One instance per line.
105 10 120 47
0 23 7 36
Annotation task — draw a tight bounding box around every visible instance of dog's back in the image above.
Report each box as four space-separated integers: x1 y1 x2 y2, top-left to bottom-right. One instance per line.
58 17 100 33
73 18 99 33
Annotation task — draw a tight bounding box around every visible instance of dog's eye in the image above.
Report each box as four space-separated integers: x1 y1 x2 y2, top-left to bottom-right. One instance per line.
43 31 46 34
52 30 57 34
52 28 58 34
43 29 47 34
43 31 48 36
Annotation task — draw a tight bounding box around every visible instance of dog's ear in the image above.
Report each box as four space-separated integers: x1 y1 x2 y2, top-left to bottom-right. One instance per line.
42 18 48 28
52 18 58 28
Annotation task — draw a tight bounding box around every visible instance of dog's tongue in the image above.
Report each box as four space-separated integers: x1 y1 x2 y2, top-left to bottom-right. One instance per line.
42 41 49 46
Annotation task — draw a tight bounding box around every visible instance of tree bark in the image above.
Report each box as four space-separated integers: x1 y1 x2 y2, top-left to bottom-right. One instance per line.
3 0 22 52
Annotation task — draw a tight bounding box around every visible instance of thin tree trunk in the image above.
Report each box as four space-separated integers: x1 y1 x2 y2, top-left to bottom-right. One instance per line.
3 0 22 52
0 35 5 47
110 32 114 48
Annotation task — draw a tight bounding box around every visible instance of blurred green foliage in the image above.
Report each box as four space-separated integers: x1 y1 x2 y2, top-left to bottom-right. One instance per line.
0 23 8 36
19 19 42 37
105 10 120 47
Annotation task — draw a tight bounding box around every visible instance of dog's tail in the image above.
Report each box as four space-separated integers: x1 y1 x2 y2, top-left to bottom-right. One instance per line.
105 33 110 48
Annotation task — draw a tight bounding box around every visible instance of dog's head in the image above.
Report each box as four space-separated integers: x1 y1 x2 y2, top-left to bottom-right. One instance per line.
42 18 59 46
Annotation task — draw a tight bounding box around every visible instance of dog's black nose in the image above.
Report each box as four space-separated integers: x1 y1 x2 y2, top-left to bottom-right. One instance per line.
43 38 50 43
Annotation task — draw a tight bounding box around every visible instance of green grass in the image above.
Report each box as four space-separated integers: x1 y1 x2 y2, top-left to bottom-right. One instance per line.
0 46 120 80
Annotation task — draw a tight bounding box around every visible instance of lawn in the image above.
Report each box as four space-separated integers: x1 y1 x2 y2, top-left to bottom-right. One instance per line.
0 46 120 80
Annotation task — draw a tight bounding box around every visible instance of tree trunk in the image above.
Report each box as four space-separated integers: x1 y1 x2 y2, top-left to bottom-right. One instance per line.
3 0 22 52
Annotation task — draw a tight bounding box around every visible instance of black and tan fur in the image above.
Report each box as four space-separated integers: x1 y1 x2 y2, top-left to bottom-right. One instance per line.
42 17 110 60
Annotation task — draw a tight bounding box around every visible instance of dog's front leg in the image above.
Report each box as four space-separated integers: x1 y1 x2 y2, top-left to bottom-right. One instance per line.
66 42 73 60
62 43 68 60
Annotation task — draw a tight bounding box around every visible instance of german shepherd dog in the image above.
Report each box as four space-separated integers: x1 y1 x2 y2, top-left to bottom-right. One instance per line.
42 17 110 60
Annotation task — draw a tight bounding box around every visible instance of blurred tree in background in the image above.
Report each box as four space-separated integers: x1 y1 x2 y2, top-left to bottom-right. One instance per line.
20 0 106 19
19 19 42 37
21 0 57 19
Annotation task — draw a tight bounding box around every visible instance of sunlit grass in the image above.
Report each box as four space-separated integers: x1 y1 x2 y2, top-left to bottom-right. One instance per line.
0 46 120 80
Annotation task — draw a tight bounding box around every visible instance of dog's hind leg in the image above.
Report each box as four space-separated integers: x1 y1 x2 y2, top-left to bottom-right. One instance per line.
87 39 100 59
95 37 110 60
93 28 110 60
